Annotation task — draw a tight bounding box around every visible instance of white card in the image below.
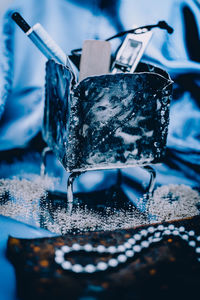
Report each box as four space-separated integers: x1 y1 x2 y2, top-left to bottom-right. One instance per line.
79 40 111 82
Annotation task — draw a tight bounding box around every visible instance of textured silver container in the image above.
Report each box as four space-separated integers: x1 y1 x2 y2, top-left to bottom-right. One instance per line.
43 61 172 173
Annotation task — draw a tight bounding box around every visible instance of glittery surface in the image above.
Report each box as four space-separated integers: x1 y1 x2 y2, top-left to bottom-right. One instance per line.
0 176 199 234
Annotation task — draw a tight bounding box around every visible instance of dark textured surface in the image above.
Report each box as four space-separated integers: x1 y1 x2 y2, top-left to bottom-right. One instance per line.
7 215 200 300
43 61 74 162
43 61 172 172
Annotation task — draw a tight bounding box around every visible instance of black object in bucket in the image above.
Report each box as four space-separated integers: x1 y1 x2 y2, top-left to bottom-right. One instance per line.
43 61 172 173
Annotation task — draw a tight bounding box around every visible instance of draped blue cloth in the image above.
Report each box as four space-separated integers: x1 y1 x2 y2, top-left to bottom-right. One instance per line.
0 0 200 299
0 0 199 188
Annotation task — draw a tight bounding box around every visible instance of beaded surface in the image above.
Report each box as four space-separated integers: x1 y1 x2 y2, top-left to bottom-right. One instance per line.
55 224 200 273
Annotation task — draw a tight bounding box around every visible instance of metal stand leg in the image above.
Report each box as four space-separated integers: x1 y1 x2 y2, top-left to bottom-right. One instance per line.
116 169 122 187
142 165 156 196
40 147 51 176
67 172 83 214
67 172 82 203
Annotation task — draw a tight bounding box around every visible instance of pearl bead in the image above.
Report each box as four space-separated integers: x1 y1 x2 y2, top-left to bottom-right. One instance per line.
108 259 118 267
72 243 81 251
182 234 189 241
140 229 148 236
96 262 107 271
124 242 132 249
84 264 96 273
62 261 72 270
117 245 126 252
96 245 106 253
108 246 117 254
118 254 127 263
168 224 175 230
154 232 161 238
84 244 93 252
134 234 141 240
54 222 199 274
55 250 64 257
61 246 71 253
125 250 134 257
148 227 155 233
133 245 141 252
189 241 196 247
72 264 84 273
196 247 200 254
148 236 153 242
172 230 179 236
157 225 164 231
152 237 161 243
163 230 171 235
179 226 185 232
188 230 195 236
141 241 149 248
55 256 64 264
128 238 136 245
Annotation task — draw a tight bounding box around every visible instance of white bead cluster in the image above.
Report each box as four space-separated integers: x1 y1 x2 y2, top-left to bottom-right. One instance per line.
55 224 200 273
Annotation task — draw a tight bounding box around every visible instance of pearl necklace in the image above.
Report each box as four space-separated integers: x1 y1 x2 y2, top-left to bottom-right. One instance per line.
55 224 200 273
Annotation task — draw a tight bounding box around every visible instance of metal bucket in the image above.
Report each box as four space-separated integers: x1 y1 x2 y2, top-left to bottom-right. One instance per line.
43 61 173 174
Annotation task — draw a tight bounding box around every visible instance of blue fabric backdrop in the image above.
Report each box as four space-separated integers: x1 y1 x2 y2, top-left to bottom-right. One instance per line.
0 0 199 299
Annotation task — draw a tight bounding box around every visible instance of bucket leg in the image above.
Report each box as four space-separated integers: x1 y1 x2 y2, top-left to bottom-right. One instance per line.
142 165 156 197
67 172 83 214
40 147 51 176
